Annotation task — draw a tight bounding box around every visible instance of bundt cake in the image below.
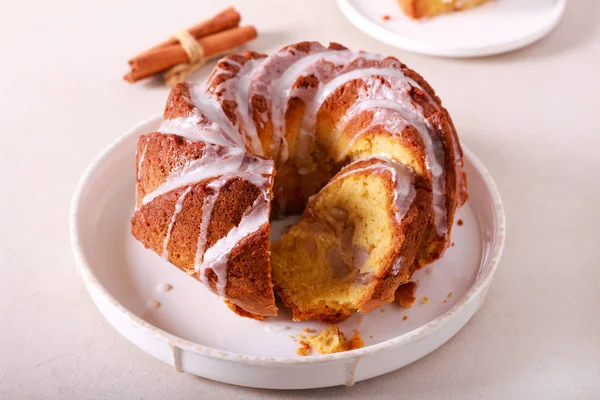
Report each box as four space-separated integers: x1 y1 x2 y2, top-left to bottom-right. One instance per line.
398 0 492 19
131 41 467 322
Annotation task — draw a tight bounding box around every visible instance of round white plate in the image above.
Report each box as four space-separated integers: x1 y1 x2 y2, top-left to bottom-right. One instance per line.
337 0 566 57
70 115 505 389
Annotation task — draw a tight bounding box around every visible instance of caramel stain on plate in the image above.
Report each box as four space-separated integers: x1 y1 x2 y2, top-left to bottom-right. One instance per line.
451 242 455 247
380 308 385 313
369 335 374 339
448 292 453 298
421 296 430 304
382 14 391 21
403 316 408 321
457 219 463 226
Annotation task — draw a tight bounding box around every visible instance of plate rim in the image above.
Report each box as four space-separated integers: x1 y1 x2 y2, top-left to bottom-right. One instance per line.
70 114 506 366
336 0 567 58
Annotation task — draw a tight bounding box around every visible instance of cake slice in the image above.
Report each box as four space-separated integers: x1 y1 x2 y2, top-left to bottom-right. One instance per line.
271 157 429 323
398 0 492 19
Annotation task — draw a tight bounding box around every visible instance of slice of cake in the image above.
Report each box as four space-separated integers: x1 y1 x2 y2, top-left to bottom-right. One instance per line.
398 0 492 19
271 157 429 323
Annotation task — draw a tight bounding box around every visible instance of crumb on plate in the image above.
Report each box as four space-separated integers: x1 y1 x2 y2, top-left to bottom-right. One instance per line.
296 325 365 356
395 281 417 308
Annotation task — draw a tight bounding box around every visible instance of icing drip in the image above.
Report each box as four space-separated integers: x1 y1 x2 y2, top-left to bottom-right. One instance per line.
197 192 270 295
161 186 193 260
138 45 461 303
249 43 330 156
327 156 416 223
329 73 447 235
142 145 271 206
143 119 272 297
137 137 150 181
208 58 265 155
158 111 236 147
259 47 387 165
189 84 246 148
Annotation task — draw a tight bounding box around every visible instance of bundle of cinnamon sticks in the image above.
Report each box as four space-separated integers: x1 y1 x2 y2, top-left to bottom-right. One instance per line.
124 7 257 85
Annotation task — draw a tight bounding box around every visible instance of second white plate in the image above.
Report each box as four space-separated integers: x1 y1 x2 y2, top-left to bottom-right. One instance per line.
337 0 566 57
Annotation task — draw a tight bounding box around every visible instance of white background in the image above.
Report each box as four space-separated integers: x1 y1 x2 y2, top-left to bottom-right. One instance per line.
1 0 599 398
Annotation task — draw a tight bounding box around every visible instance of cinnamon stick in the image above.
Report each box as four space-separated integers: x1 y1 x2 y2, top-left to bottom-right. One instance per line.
135 7 241 57
124 25 257 83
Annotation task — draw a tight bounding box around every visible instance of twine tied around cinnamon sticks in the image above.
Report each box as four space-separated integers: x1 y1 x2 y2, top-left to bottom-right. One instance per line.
164 30 206 86
124 7 257 86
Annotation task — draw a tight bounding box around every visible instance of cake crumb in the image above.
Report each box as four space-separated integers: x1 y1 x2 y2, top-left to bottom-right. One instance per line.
421 296 430 304
451 242 455 247
382 14 391 21
403 316 408 321
296 325 365 356
444 300 447 304
395 281 417 308
457 219 463 226
304 328 316 333
306 325 348 354
347 330 365 351
447 292 453 298
369 335 374 339
380 308 385 313
296 340 312 356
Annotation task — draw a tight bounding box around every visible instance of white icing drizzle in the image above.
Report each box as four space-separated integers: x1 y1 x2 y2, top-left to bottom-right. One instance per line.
197 192 270 295
158 111 235 147
327 156 416 223
142 81 273 298
258 47 387 164
142 145 271 206
249 43 330 156
189 84 246 148
208 58 265 155
325 72 447 235
137 44 460 303
137 137 150 181
161 186 193 260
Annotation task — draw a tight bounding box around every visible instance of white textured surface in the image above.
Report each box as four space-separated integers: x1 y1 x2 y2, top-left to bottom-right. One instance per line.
0 0 599 398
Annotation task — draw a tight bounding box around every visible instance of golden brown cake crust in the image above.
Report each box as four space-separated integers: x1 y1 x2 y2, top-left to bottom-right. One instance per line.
132 86 277 319
273 158 431 323
132 42 467 323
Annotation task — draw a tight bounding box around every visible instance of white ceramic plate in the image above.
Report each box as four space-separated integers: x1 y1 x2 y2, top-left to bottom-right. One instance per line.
337 0 566 57
70 115 505 389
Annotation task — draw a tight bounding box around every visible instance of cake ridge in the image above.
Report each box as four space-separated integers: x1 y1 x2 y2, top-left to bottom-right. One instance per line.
132 41 467 321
